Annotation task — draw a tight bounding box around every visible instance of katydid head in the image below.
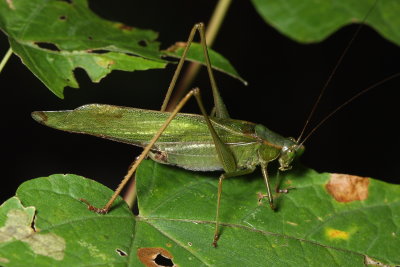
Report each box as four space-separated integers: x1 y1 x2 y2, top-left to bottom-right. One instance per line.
278 138 303 171
254 125 303 171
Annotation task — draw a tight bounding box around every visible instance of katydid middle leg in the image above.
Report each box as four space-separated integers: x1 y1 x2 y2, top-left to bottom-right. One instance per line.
213 168 255 247
257 165 294 209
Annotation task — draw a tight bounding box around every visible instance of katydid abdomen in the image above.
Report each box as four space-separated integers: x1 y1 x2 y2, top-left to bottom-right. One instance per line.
32 103 287 172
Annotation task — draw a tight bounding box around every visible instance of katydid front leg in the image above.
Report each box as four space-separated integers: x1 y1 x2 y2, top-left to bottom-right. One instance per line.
257 163 291 210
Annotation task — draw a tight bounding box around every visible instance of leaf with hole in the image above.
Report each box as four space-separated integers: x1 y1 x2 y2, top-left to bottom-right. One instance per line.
0 0 166 98
0 0 244 98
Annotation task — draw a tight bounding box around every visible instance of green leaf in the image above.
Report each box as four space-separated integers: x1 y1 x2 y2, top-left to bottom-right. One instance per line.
0 0 245 97
163 42 247 85
3 161 398 266
0 0 166 98
0 174 134 266
251 0 400 45
135 160 399 266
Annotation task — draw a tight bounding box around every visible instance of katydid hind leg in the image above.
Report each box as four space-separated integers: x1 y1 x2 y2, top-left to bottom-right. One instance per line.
81 89 203 214
161 23 230 119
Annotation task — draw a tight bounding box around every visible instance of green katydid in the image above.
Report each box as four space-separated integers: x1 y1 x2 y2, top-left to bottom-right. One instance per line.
32 23 301 247
31 17 399 247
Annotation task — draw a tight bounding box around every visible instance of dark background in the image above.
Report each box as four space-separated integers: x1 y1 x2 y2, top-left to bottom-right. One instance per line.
1 1 399 203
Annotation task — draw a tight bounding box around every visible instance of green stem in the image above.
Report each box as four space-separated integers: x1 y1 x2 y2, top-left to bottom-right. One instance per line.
165 0 232 111
0 48 13 74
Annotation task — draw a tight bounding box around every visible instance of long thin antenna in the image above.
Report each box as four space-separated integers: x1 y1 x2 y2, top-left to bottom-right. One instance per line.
298 72 400 147
296 0 379 143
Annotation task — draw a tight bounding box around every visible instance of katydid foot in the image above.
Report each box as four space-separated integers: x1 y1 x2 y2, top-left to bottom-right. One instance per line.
80 198 109 214
212 234 220 247
257 186 295 209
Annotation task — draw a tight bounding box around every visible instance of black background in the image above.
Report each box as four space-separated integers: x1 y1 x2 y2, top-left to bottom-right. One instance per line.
1 0 399 203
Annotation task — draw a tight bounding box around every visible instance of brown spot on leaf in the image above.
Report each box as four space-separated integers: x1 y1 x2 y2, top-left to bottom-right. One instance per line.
6 0 15 9
326 174 369 202
137 247 175 267
115 23 134 31
0 257 9 263
0 206 66 260
326 228 349 240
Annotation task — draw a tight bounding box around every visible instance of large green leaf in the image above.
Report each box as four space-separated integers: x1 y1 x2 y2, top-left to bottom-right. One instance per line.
135 160 399 266
0 0 166 98
0 0 244 98
1 161 398 266
251 0 400 45
0 174 134 266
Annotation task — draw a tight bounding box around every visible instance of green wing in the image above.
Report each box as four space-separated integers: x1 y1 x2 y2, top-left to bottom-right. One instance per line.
32 104 257 147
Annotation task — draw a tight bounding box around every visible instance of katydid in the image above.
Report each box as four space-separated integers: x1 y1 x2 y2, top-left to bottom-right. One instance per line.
31 17 398 247
32 23 301 247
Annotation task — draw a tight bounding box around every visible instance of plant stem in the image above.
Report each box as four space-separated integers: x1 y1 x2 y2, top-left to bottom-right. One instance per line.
165 0 232 111
0 48 13 74
123 175 137 209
